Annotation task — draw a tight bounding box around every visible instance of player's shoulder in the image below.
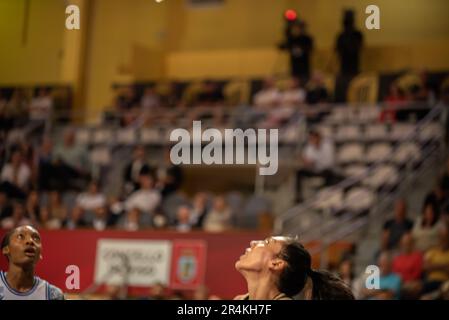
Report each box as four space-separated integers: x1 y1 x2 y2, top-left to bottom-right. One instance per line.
233 293 249 300
45 281 65 300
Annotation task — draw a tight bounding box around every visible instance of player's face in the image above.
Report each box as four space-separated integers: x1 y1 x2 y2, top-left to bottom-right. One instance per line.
235 237 286 272
4 226 42 267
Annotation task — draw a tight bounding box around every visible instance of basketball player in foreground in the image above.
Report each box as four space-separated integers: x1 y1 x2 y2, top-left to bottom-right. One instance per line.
1 225 64 300
235 236 354 300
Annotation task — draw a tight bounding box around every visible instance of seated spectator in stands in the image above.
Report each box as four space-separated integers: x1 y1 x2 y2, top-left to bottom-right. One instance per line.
412 202 444 252
280 77 307 106
1 202 32 230
203 196 232 232
123 145 153 195
361 252 402 300
152 207 168 229
28 87 53 123
46 191 67 227
119 207 140 231
174 205 193 233
141 86 161 111
337 258 356 290
76 181 107 213
157 147 184 198
63 206 88 230
392 233 423 298
115 85 139 112
1 149 31 198
295 130 336 202
91 206 111 231
0 189 13 222
37 136 56 190
0 91 12 133
381 199 414 251
306 72 329 104
440 158 449 196
380 83 408 123
125 174 161 217
422 227 449 295
52 128 90 190
190 192 209 229
253 78 282 108
196 80 224 106
25 190 43 225
5 88 29 127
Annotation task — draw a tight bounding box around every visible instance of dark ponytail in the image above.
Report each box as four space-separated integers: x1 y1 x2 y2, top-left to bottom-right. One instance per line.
308 269 354 300
276 238 354 300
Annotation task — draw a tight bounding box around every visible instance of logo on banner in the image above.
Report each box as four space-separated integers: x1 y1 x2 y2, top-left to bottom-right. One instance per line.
177 249 198 283
170 240 207 289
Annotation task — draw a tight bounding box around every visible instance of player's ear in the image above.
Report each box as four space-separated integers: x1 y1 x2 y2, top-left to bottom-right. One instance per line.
269 257 286 271
2 246 9 258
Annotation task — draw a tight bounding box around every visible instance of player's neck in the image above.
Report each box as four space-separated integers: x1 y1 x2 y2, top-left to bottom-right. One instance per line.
245 272 281 300
6 264 35 292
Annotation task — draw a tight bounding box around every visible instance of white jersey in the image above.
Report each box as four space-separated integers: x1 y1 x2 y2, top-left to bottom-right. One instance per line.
0 271 64 300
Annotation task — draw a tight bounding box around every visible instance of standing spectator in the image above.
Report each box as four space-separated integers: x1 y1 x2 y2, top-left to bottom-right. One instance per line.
335 9 363 76
75 181 107 213
123 146 153 195
422 227 449 295
1 149 31 198
295 130 336 202
203 196 232 232
412 202 444 252
253 78 282 108
306 72 329 105
280 20 314 80
361 252 402 300
381 199 414 251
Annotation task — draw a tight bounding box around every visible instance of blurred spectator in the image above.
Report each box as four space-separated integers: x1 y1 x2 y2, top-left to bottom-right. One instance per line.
280 77 307 106
380 83 408 123
5 88 29 126
141 86 161 111
306 72 329 104
196 80 224 106
1 202 31 230
280 20 314 79
337 258 355 290
157 147 184 198
422 227 449 295
125 174 161 220
0 190 13 221
37 136 55 190
115 85 139 112
52 128 90 190
91 206 111 231
412 202 444 252
28 88 53 130
423 180 447 214
381 199 414 251
190 192 209 229
392 233 423 298
193 285 210 300
152 208 168 229
253 78 282 108
174 205 193 232
203 196 232 232
148 283 167 300
1 149 31 198
119 207 140 231
63 206 87 230
361 252 402 300
25 190 42 224
123 145 153 195
335 9 363 76
296 130 336 202
76 181 107 213
46 191 67 226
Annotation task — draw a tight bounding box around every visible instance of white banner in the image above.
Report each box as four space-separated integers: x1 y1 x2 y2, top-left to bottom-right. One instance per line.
94 239 172 287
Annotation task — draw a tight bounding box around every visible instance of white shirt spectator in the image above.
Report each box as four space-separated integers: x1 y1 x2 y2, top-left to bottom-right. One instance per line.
29 96 53 121
281 88 306 106
254 88 282 108
303 139 335 171
412 216 444 252
125 189 161 214
203 208 232 233
76 193 106 212
1 163 31 189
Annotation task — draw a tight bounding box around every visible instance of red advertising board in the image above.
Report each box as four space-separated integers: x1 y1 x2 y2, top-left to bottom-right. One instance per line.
170 240 207 290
